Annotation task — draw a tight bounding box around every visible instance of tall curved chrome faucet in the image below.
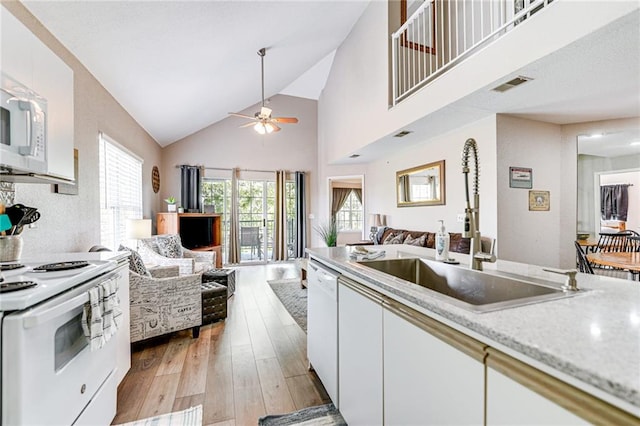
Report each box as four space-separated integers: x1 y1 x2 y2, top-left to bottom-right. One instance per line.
462 138 495 270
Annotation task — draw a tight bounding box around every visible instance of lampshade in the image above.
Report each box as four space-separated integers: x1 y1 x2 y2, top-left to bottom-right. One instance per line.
126 218 151 239
369 214 382 227
254 122 275 135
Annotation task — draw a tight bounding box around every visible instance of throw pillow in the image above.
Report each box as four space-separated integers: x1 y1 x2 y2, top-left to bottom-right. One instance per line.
156 234 184 258
403 234 426 246
119 245 150 276
383 232 405 245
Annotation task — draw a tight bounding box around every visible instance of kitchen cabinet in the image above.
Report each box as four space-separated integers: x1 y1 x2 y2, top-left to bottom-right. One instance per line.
114 263 131 385
484 347 636 425
338 278 383 425
383 301 485 425
1 6 74 181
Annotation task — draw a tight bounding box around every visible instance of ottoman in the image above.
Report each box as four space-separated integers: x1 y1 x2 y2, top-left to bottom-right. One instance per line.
202 268 236 298
201 281 228 324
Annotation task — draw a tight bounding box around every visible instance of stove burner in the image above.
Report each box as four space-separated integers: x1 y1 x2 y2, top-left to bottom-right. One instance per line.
0 263 25 272
33 261 90 272
0 280 37 293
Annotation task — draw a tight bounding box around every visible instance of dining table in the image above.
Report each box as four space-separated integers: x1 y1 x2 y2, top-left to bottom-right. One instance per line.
587 251 640 280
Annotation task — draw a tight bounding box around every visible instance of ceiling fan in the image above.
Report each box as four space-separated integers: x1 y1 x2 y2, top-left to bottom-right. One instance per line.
229 48 299 134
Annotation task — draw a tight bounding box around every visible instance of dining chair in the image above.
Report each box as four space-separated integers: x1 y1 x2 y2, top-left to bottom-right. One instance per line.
596 231 633 253
574 241 594 274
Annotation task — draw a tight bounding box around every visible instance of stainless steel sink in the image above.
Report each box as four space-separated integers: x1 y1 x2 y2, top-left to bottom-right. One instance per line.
357 257 583 312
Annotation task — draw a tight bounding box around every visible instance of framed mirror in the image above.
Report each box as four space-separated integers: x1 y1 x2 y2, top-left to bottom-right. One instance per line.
396 160 445 207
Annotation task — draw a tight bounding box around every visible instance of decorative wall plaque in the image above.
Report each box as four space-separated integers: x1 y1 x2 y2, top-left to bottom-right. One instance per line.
152 166 160 193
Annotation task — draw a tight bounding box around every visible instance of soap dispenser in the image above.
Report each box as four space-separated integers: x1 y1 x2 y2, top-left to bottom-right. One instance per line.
436 220 450 261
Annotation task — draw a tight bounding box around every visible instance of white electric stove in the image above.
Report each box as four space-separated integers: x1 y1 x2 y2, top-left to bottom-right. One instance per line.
1 257 121 425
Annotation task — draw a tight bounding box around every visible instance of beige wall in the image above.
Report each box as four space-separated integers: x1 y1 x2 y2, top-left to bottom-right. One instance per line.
3 2 162 256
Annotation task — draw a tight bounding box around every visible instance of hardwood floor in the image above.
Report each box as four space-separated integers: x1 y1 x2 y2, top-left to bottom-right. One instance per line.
113 263 329 426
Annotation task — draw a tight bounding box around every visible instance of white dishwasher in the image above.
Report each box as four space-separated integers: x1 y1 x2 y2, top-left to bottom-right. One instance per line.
307 259 340 406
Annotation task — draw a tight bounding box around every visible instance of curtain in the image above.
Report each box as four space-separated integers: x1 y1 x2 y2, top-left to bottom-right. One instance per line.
601 184 629 221
295 172 307 258
180 165 202 212
352 188 362 205
273 170 288 261
227 168 241 264
331 188 352 221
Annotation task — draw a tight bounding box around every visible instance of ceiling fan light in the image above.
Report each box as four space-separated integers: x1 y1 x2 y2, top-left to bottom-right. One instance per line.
254 122 266 135
265 122 275 134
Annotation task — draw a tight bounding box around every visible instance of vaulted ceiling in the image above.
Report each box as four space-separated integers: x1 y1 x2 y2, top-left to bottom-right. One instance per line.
22 1 370 146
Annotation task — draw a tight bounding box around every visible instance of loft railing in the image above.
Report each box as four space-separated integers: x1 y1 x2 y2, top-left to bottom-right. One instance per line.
391 0 555 105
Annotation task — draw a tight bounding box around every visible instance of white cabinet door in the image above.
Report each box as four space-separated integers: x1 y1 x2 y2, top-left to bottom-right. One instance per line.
383 307 484 425
338 280 383 426
114 265 131 385
1 7 34 86
32 40 74 180
486 367 588 425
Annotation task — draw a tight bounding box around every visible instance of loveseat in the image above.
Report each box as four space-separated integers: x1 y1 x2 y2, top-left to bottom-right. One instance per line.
354 226 489 254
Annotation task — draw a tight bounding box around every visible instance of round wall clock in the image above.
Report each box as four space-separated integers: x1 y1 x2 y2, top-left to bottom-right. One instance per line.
152 166 160 193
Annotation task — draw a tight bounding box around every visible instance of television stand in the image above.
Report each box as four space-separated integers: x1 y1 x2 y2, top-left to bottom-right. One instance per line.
157 213 223 268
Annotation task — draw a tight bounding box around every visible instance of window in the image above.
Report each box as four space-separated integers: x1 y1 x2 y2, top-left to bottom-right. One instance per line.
336 191 363 231
99 133 143 250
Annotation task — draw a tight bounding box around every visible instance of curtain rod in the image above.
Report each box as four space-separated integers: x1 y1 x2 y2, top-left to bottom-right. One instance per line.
601 183 634 187
175 165 298 174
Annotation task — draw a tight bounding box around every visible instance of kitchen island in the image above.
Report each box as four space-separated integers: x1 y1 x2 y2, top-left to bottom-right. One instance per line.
307 245 640 425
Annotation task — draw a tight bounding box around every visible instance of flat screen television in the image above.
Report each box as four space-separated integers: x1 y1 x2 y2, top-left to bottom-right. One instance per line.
179 216 213 249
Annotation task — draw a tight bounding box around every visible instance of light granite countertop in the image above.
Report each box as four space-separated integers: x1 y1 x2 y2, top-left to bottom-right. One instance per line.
307 245 640 416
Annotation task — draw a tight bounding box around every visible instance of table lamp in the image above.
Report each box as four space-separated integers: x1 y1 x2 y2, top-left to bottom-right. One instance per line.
369 214 382 241
126 218 152 249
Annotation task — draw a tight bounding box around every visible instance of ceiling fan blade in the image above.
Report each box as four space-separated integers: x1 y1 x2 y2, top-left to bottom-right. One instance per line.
228 112 255 119
272 117 299 124
239 121 257 128
271 123 281 132
260 106 272 118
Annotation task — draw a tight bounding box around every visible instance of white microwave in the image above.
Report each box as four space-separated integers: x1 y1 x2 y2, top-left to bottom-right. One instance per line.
0 77 48 175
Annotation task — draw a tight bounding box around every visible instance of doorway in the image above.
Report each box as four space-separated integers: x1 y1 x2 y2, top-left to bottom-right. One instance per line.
327 175 365 245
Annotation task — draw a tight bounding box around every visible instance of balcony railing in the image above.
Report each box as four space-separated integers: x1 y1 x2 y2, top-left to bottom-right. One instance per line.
391 0 555 105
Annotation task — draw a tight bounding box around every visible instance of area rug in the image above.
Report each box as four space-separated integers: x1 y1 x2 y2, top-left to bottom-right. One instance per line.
115 405 202 426
267 278 307 332
258 403 346 426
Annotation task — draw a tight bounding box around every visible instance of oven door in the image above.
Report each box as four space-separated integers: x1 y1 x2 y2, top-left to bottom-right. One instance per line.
2 275 118 425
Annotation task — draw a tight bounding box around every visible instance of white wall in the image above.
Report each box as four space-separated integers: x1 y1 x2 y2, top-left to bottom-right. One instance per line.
364 115 498 241
4 2 162 257
496 115 563 268
320 0 638 164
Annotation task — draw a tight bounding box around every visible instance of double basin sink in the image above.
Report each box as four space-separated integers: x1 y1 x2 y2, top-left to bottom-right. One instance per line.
357 257 583 313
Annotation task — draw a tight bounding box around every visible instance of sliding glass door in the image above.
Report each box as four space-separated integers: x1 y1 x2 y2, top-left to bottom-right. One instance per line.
202 177 297 264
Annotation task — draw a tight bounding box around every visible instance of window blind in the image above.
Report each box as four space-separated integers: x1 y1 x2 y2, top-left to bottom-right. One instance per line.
99 133 143 250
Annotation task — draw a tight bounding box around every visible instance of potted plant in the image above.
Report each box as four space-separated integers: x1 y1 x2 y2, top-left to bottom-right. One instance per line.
165 196 177 212
314 219 338 247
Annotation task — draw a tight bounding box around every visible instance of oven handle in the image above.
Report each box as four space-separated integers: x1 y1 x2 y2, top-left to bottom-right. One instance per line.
22 272 119 329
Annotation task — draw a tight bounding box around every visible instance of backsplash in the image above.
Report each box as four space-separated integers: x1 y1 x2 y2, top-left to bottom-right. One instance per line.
0 182 16 206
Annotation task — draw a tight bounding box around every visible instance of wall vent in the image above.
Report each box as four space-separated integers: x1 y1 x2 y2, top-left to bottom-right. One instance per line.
394 130 412 138
492 76 533 92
